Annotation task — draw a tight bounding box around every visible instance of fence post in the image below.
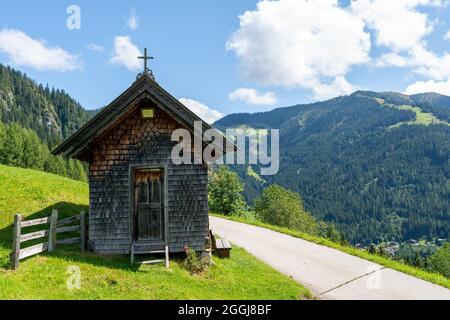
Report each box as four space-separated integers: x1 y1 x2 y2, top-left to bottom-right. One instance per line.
48 209 58 252
10 214 22 270
80 211 86 252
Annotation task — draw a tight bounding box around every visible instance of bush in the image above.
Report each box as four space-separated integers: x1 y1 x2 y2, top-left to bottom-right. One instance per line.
318 221 347 244
427 243 450 277
254 184 317 234
183 246 210 274
209 166 246 215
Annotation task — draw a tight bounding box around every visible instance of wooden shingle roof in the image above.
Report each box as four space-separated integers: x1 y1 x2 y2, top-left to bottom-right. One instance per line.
52 74 231 161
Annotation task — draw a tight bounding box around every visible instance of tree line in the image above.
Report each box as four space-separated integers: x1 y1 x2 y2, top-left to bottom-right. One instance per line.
0 121 87 181
0 64 93 145
208 165 449 279
209 166 345 242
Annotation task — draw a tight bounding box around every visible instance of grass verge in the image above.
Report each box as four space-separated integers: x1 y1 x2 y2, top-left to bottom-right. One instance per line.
0 246 310 300
211 213 450 290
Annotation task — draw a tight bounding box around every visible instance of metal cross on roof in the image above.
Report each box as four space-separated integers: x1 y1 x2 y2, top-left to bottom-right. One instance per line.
138 48 154 72
137 48 155 80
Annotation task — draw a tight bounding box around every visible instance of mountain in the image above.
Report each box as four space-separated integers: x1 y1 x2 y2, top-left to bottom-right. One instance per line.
1 63 448 244
0 64 95 180
215 91 450 244
0 64 95 146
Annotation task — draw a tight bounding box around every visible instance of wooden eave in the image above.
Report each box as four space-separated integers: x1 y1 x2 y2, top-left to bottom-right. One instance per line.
52 75 235 161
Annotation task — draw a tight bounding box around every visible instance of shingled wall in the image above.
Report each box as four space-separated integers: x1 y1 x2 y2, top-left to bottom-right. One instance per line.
88 104 209 254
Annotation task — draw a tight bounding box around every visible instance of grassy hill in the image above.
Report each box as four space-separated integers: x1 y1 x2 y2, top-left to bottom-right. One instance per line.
0 164 309 300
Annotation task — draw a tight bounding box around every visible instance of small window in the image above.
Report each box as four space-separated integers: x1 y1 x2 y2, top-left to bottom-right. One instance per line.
141 108 155 119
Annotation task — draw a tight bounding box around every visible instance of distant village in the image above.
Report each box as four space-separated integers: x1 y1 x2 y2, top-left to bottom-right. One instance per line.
355 238 448 258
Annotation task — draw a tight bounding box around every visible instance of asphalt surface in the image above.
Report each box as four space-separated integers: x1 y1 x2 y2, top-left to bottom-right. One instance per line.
210 216 450 300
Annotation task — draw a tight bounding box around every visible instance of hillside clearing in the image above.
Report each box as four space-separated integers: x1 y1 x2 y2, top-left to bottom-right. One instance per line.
0 165 309 300
384 104 450 128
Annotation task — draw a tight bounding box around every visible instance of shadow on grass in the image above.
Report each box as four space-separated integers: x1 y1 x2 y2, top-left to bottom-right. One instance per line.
48 249 186 274
0 202 142 273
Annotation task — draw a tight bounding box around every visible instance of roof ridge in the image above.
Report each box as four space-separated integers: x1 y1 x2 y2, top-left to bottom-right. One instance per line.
52 76 225 159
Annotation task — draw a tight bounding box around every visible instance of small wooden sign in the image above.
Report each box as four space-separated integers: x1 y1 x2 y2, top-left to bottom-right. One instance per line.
141 108 155 119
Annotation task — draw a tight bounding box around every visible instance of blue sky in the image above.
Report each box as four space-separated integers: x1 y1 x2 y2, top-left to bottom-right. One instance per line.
1 0 450 122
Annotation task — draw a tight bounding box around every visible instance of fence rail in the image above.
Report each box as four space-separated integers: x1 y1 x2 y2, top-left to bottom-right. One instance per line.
10 209 86 270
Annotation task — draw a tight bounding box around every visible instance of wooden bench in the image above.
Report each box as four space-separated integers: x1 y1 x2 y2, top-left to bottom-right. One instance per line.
210 230 232 258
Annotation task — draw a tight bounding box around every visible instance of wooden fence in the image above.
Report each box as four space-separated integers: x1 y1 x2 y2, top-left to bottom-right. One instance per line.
10 209 86 270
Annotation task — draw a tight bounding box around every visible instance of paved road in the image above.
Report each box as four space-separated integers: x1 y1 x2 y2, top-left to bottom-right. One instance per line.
210 216 450 300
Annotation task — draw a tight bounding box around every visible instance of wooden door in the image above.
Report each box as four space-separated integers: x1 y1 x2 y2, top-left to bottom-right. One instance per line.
134 169 164 242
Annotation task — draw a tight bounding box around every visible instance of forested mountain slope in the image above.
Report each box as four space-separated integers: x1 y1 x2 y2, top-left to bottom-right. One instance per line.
215 91 450 244
0 64 95 146
0 64 96 180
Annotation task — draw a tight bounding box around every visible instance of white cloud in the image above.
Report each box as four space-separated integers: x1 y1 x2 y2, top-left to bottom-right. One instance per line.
179 98 224 124
408 47 450 81
354 1 450 95
405 79 450 96
351 0 438 52
229 88 278 106
87 43 104 52
376 53 410 68
111 36 142 71
227 0 450 100
0 29 81 71
445 29 450 40
127 9 139 30
227 0 370 100
310 76 357 100
352 1 450 81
